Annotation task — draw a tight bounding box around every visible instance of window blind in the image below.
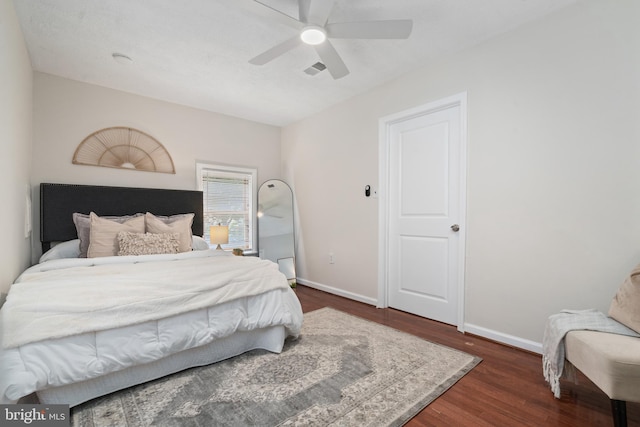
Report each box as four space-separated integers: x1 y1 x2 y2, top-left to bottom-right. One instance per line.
200 168 254 250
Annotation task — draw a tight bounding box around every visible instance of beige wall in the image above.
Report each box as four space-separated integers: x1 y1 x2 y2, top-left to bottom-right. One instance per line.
282 0 640 349
31 73 281 260
10 0 640 350
0 0 33 294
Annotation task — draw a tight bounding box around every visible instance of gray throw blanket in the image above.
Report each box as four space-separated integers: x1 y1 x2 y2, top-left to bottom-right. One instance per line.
542 309 640 398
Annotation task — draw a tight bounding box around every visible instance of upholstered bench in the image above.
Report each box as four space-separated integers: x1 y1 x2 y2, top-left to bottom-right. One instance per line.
558 261 640 427
565 330 640 427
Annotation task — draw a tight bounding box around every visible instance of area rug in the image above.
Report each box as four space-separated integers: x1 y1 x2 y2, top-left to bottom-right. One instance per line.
71 307 481 426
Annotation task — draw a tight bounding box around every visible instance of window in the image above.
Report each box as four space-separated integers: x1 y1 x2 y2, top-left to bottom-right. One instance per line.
197 163 257 251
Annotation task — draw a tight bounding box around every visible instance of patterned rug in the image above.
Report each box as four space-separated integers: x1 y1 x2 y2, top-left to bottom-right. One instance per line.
71 307 481 426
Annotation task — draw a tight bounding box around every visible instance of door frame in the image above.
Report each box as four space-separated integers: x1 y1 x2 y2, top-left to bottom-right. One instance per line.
377 92 468 332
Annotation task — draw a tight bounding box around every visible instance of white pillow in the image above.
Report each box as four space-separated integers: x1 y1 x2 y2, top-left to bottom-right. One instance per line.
39 239 81 263
192 235 210 251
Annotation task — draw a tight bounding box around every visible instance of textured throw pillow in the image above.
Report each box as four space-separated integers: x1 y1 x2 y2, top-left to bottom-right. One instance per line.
87 213 146 258
117 232 180 256
145 212 194 253
73 212 143 257
609 263 640 334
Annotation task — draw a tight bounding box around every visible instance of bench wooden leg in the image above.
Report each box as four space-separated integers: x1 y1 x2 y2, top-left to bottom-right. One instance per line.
611 399 627 427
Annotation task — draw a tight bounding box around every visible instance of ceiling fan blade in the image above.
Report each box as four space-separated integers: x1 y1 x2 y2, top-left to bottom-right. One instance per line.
249 36 302 65
307 0 335 26
314 40 349 79
298 0 311 23
327 20 413 39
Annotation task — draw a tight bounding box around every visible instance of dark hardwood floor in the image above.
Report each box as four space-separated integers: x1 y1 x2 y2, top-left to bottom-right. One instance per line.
294 285 640 427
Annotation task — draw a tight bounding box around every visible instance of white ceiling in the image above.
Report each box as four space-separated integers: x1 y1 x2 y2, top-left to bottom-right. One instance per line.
14 0 580 126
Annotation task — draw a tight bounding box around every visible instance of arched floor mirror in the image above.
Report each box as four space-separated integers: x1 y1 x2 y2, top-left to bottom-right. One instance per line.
258 179 296 285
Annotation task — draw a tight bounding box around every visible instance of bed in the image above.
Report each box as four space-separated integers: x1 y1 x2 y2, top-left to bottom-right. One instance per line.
0 183 303 407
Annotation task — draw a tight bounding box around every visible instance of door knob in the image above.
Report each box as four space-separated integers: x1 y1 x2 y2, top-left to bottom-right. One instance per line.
451 224 460 232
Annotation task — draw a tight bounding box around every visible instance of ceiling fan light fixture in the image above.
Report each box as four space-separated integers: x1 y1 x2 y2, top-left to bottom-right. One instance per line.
300 26 326 45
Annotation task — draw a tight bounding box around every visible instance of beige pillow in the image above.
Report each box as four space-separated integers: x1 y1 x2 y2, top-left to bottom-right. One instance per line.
73 212 143 257
87 213 146 258
117 232 180 256
145 212 194 253
609 263 640 334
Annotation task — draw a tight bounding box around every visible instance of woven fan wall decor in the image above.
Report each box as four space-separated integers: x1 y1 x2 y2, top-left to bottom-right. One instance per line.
72 127 175 174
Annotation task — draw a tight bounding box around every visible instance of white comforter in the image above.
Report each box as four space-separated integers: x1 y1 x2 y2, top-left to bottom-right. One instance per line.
0 250 303 404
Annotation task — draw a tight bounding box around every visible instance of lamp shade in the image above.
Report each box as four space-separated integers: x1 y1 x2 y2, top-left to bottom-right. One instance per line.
209 225 229 250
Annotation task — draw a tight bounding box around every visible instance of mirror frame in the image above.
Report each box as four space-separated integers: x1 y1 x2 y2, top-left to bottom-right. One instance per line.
258 179 296 283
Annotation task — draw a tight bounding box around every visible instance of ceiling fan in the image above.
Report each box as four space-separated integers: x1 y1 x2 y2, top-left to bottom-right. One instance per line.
247 0 413 79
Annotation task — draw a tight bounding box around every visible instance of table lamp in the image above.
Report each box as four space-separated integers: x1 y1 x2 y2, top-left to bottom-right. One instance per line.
209 225 229 250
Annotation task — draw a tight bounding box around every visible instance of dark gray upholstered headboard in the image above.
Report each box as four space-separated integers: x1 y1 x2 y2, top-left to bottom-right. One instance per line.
40 183 203 252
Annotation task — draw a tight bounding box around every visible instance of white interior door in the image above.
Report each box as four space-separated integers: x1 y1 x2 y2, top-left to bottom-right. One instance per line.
380 94 466 327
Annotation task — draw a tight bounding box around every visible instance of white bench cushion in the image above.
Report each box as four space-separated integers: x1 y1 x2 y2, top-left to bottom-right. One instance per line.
565 330 640 402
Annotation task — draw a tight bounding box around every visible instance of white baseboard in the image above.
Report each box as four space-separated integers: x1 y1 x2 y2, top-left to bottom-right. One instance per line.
295 279 543 354
295 278 378 306
464 322 542 354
